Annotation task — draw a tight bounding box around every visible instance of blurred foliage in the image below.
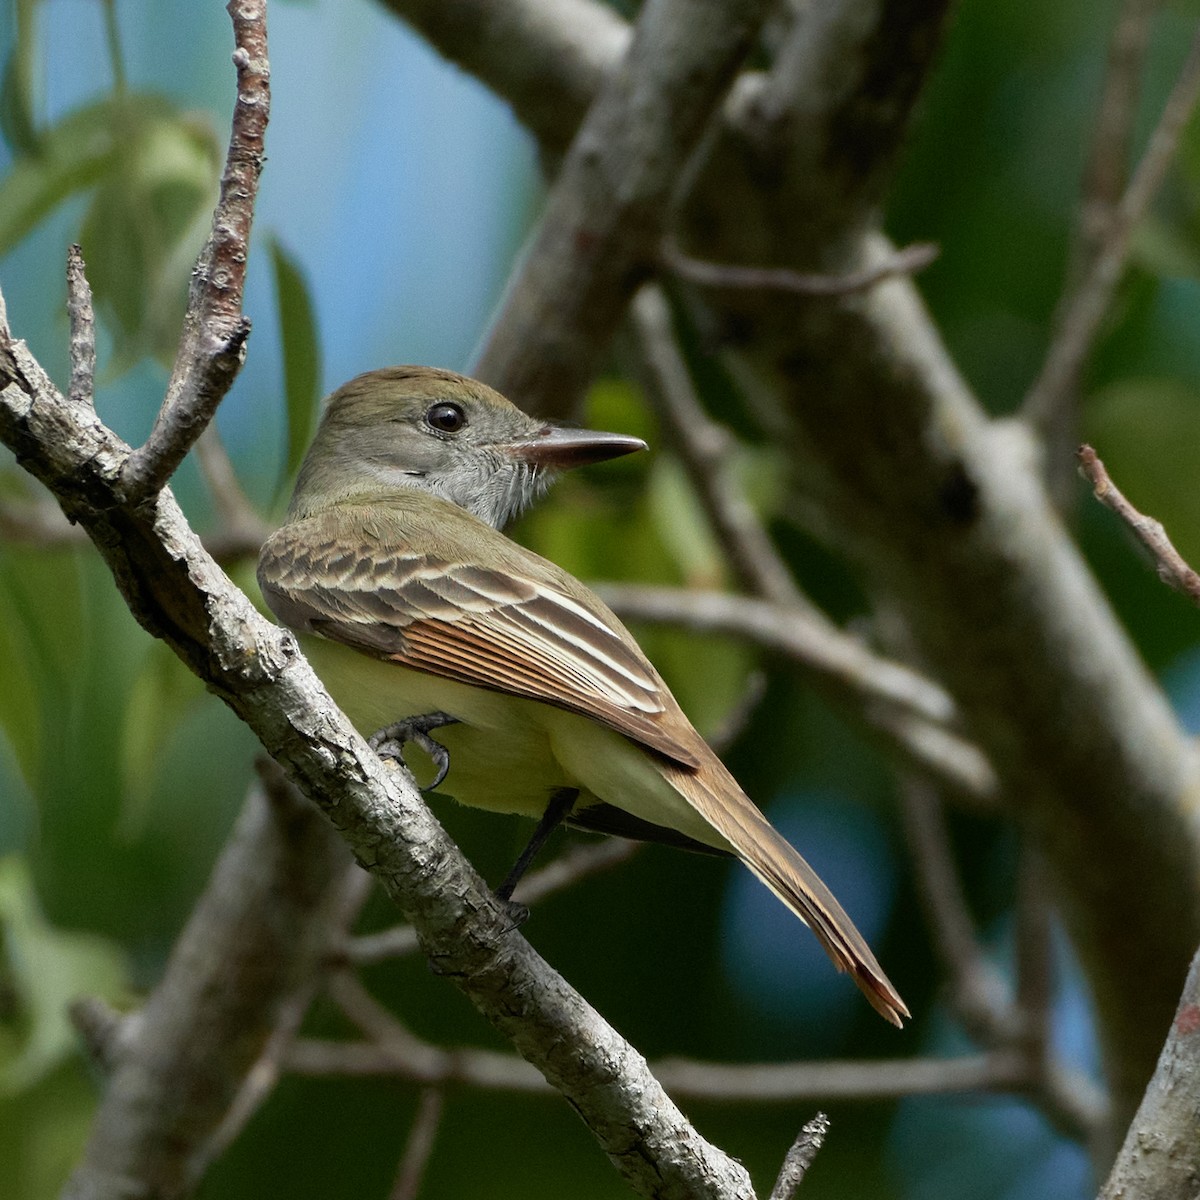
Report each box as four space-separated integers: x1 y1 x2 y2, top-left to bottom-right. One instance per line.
2 0 1200 1199
267 234 323 505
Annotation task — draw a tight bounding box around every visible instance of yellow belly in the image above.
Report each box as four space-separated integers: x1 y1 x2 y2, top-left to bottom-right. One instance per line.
301 634 577 817
299 633 727 852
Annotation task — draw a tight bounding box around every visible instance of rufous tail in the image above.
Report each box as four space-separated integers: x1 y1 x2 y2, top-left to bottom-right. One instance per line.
665 757 909 1027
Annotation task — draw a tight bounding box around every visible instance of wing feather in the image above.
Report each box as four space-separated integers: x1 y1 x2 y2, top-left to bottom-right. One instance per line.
258 514 702 769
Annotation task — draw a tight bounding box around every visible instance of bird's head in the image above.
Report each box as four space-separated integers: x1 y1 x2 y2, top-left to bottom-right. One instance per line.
288 366 647 528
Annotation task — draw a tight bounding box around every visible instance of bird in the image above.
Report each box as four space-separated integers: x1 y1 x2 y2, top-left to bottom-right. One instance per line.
257 365 908 1025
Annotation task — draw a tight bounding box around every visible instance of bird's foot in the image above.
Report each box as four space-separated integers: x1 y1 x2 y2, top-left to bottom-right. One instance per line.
369 712 460 791
497 899 531 930
493 787 579 914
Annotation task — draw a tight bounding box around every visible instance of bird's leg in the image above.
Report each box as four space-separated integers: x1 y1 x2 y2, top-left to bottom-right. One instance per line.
369 711 460 791
495 788 579 918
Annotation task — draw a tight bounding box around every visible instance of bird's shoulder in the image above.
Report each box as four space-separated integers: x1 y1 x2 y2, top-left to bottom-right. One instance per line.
257 495 705 770
258 495 625 636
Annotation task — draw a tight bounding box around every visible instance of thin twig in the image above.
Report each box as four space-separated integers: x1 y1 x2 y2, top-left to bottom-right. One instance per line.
1077 444 1200 605
345 838 641 965
1024 18 1200 428
599 582 996 805
898 780 1012 1040
66 245 96 411
389 1088 445 1200
195 426 271 545
899 780 1109 1144
119 0 269 503
186 860 374 1183
768 1113 828 1200
0 495 267 562
1076 0 1160 271
705 669 767 753
600 585 955 722
1014 846 1054 1069
287 1038 1028 1101
629 283 811 607
665 240 940 297
1036 0 1160 503
184 982 314 1182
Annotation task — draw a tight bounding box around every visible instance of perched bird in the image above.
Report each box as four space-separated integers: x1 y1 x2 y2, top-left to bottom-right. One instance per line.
258 366 908 1025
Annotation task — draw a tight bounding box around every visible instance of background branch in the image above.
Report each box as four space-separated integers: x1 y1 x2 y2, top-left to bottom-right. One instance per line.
600 582 996 805
1098 945 1200 1200
61 779 351 1200
474 0 773 417
378 0 628 154
1023 17 1200 431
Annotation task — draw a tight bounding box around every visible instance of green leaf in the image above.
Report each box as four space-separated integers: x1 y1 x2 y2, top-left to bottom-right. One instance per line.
646 456 726 589
0 856 130 1096
268 235 322 504
0 99 124 256
79 105 221 367
0 0 42 156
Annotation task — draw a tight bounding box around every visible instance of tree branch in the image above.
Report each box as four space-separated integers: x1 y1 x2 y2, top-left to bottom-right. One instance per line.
658 0 1200 1125
66 245 96 411
628 283 810 608
1077 444 1200 606
345 837 640 966
377 0 628 155
285 1035 1046 1104
474 0 774 417
1023 16 1200 431
118 0 269 504
768 1114 828 1200
61 779 352 1200
1098 945 1200 1200
389 1087 445 1200
665 239 939 297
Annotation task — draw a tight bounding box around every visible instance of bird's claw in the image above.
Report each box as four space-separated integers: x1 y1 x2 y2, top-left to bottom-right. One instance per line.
496 897 530 930
369 711 459 791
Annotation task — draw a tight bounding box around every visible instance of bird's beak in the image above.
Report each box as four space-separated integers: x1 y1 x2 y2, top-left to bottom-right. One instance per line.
502 425 648 470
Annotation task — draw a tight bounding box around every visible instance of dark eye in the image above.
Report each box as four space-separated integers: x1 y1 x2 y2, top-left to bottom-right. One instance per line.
426 402 466 433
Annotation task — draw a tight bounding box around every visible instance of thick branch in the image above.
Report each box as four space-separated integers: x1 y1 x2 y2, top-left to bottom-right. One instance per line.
1098 945 1200 1200
62 781 350 1200
377 0 628 154
474 0 774 417
665 0 1200 1133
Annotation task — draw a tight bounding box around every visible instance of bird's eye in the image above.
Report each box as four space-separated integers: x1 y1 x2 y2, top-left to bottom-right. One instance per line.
426 402 466 433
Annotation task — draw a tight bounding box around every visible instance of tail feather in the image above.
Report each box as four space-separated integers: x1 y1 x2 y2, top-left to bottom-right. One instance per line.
665 757 909 1027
